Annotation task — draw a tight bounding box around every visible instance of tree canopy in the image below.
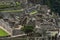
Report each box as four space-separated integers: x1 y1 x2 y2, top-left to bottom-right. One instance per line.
45 0 60 15
21 25 34 34
29 0 60 15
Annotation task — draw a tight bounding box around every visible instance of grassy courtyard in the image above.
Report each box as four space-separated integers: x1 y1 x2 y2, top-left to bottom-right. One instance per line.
0 28 8 36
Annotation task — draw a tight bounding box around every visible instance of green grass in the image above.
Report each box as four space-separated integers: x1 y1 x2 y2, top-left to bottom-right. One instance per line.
0 2 21 9
30 10 38 15
1 9 24 12
0 28 8 36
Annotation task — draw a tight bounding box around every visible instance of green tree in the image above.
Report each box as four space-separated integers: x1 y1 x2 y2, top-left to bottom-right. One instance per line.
21 25 34 35
45 0 60 15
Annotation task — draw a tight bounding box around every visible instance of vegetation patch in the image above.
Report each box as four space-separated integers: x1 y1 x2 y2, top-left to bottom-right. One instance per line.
0 2 21 9
21 26 34 34
30 10 38 15
0 28 8 36
1 9 24 12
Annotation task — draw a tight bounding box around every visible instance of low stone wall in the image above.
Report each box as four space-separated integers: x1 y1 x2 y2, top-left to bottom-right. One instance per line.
12 29 24 35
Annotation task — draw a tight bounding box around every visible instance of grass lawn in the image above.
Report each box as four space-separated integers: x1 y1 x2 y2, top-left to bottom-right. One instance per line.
1 9 24 12
0 28 8 36
30 10 38 15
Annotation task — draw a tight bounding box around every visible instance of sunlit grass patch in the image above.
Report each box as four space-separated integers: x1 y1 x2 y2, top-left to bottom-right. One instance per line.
0 28 8 36
30 10 38 15
1 9 24 12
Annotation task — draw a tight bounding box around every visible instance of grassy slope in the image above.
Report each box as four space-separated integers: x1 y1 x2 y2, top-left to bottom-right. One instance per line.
0 28 8 36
